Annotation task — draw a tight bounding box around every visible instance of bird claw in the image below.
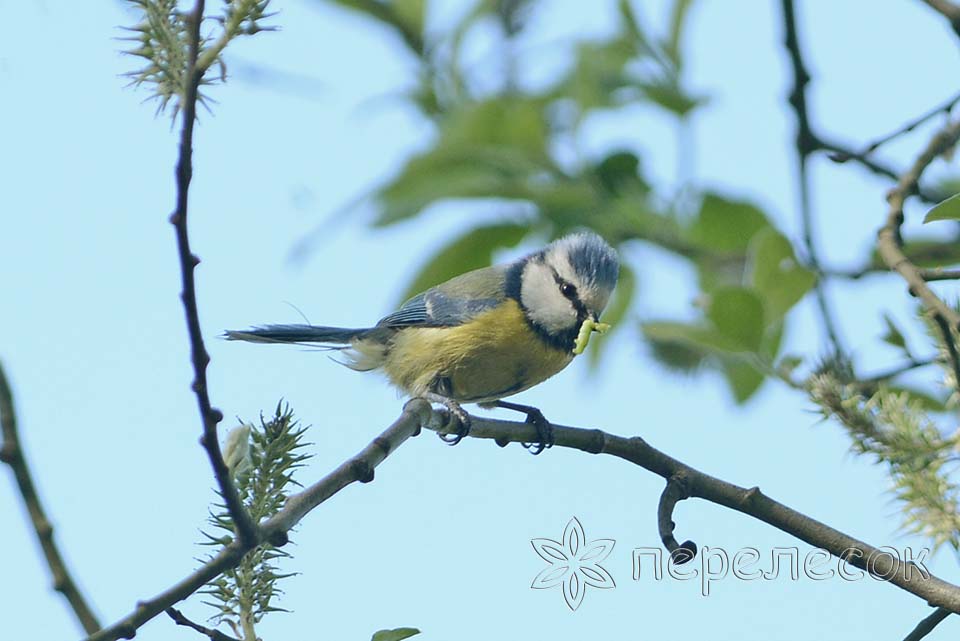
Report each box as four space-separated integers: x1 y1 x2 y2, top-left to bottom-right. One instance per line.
433 398 471 446
520 408 554 455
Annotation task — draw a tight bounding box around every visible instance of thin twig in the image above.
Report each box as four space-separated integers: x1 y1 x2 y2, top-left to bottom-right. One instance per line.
902 606 952 641
657 475 697 564
921 0 960 37
423 410 960 613
877 119 960 337
166 608 240 641
921 267 960 281
82 399 428 641
170 0 257 545
0 361 101 634
858 89 960 156
819 137 945 205
858 357 941 385
780 0 845 357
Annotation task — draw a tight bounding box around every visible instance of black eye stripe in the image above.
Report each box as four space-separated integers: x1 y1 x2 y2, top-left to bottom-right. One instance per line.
550 268 588 319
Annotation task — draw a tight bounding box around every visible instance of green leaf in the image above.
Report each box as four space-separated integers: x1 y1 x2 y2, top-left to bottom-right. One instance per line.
390 0 425 37
617 0 645 45
375 97 551 225
720 358 765 403
642 320 768 401
444 97 548 157
881 313 911 357
398 223 530 302
587 264 636 368
748 228 816 319
923 193 960 223
562 39 638 112
639 80 704 117
665 0 694 67
376 146 539 226
593 150 647 197
688 193 770 253
641 321 745 354
329 0 425 54
707 287 765 351
372 628 421 641
776 354 804 378
646 334 708 373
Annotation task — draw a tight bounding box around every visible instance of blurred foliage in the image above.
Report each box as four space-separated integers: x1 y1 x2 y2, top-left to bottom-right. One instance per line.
317 0 960 551
324 0 809 402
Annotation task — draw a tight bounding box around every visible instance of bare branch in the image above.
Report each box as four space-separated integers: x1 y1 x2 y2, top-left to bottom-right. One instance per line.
82 399 427 641
820 137 945 205
858 357 941 385
779 0 845 357
877 119 960 335
921 267 960 281
854 89 960 156
902 606 951 641
0 361 101 634
165 608 240 641
921 0 960 37
425 410 960 613
169 0 257 546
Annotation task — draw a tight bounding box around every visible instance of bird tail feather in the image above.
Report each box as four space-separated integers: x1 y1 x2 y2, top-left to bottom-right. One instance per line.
224 324 370 345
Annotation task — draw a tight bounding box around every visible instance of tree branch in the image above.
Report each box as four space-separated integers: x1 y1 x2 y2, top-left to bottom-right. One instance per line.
165 608 240 641
170 0 257 546
921 0 960 37
876 119 960 356
0 361 101 634
82 399 428 641
779 0 845 357
902 606 951 641
424 410 960 613
921 267 960 281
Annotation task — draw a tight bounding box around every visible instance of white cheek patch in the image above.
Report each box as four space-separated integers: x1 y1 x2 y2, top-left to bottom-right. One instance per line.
520 261 578 333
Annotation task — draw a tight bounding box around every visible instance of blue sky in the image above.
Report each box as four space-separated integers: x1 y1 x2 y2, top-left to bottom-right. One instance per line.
3 1 960 640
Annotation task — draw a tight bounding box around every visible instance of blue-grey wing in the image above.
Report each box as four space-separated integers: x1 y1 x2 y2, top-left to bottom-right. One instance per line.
377 265 509 328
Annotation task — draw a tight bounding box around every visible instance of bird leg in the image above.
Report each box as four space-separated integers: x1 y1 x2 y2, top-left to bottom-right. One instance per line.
485 400 554 455
422 392 471 446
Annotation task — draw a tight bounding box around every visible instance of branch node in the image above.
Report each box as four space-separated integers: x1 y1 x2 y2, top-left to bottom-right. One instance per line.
584 429 606 454
742 486 762 507
351 459 375 483
372 436 392 457
266 530 289 548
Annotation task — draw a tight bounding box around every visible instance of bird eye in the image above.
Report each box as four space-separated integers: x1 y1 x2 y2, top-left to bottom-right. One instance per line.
559 282 577 298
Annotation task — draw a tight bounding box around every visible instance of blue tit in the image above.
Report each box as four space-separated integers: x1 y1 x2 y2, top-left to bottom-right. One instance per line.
226 231 619 453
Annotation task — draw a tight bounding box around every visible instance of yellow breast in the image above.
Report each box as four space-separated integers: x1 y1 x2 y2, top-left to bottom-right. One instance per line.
380 299 574 402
